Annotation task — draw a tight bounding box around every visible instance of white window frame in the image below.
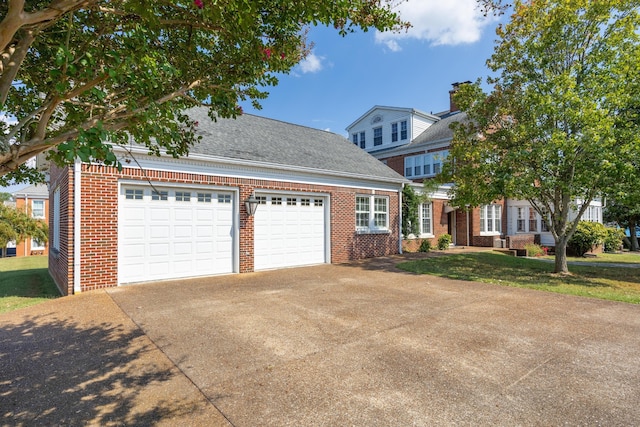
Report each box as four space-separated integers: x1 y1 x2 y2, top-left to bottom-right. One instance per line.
420 202 433 236
403 150 449 179
517 207 526 232
53 187 60 252
480 204 502 235
31 238 45 251
32 199 45 219
356 195 389 233
359 131 366 149
352 133 358 145
373 127 383 146
400 120 408 140
391 123 398 142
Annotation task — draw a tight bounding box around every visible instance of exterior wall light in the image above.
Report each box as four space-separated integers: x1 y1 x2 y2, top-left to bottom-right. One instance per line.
245 194 259 216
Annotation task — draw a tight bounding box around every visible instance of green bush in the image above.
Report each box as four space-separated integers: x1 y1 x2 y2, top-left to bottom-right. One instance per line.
437 234 452 250
418 239 432 253
603 227 625 252
524 243 545 257
568 221 607 257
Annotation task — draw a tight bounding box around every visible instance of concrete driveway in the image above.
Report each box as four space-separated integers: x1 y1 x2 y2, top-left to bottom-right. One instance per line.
2 256 640 426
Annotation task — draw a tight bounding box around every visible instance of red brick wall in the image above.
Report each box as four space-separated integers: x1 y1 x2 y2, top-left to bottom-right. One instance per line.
55 164 401 291
48 164 73 296
506 234 535 250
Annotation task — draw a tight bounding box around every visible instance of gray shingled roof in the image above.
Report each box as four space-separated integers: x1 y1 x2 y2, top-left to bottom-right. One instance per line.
183 107 405 182
408 112 468 148
12 183 49 198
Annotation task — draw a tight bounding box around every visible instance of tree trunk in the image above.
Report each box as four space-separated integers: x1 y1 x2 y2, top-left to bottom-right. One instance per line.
630 218 639 252
554 238 569 274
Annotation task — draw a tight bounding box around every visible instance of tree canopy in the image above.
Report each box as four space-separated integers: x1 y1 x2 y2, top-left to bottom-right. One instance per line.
0 0 413 184
443 0 640 273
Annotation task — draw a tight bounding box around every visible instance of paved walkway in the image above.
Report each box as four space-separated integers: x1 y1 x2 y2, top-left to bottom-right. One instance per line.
2 256 640 426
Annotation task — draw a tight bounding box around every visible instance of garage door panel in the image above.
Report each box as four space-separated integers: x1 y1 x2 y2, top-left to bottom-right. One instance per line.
119 186 234 284
254 194 326 270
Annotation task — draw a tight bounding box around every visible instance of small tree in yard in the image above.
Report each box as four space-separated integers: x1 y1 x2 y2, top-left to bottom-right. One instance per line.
444 0 640 274
0 203 48 257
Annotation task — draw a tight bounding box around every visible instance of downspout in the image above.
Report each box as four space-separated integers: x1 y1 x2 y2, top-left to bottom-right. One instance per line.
398 183 404 254
466 209 470 247
73 159 82 294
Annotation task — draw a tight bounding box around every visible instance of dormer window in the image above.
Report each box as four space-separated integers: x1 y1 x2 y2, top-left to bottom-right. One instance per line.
359 131 366 149
373 127 382 146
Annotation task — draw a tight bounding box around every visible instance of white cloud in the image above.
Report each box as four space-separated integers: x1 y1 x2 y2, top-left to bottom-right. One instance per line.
298 52 325 74
375 0 497 49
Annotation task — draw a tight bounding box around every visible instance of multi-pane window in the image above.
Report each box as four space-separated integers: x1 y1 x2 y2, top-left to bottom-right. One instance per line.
373 127 383 146
480 204 502 234
301 198 311 206
374 197 388 228
517 207 526 232
53 187 60 251
315 199 324 207
403 151 449 178
152 190 168 201
421 202 433 235
125 189 143 200
400 120 408 140
541 217 549 232
256 196 267 204
356 196 370 228
272 197 282 205
391 123 398 142
352 134 358 145
175 191 191 202
31 200 45 218
198 192 212 203
359 131 366 149
286 197 296 206
356 195 389 231
528 208 538 232
218 194 232 204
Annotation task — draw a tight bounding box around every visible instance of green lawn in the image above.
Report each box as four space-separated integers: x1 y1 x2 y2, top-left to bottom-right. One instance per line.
541 252 640 264
397 251 640 304
0 256 60 314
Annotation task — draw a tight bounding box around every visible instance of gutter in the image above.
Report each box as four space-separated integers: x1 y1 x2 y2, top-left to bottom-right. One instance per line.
73 159 82 294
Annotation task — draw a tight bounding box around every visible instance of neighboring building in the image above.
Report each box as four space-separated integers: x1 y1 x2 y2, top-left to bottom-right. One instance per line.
12 184 49 256
49 108 405 295
348 82 601 250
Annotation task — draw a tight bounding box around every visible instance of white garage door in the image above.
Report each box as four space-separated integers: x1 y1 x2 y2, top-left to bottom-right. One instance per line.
254 194 326 270
118 186 234 284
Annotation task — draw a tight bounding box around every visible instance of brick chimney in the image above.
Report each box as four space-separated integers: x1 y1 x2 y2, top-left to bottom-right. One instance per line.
449 81 471 113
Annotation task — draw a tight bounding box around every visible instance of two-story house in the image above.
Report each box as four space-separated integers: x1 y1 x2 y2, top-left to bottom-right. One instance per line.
12 183 49 256
348 82 603 251
346 83 505 248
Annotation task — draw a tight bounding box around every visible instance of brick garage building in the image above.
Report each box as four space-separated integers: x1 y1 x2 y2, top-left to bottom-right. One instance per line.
49 109 405 295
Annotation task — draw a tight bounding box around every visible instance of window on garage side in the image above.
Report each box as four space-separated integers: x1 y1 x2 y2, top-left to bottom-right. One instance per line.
125 188 143 200
197 192 212 203
175 191 191 202
356 195 389 232
272 197 282 205
314 199 323 207
300 198 310 206
218 194 231 204
286 197 296 206
152 190 168 201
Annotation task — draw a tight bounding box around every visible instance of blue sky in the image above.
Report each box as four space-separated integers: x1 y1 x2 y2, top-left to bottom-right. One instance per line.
2 1 505 194
240 0 504 135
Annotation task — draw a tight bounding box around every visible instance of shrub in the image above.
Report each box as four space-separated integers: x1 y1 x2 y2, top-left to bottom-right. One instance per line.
418 239 432 253
568 221 607 257
437 234 452 250
603 227 625 252
402 185 420 237
524 243 545 257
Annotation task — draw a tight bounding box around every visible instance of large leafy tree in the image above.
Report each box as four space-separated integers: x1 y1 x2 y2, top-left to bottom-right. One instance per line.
0 0 411 184
443 0 640 273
